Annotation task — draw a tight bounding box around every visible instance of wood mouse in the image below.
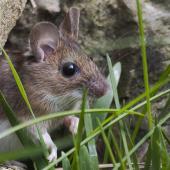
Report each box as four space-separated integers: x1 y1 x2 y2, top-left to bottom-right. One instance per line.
0 7 108 162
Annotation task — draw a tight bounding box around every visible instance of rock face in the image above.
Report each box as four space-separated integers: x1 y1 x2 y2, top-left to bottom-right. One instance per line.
0 0 27 49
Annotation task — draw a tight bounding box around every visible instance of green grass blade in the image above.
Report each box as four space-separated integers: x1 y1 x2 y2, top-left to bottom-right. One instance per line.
79 146 92 170
103 129 112 163
136 0 152 129
91 62 121 165
125 125 139 170
132 65 170 142
75 88 88 153
0 147 42 162
72 88 88 169
151 126 161 170
97 118 116 166
109 129 125 170
72 137 80 170
92 62 121 128
107 54 132 170
84 109 99 169
160 130 170 170
62 152 71 170
106 55 120 109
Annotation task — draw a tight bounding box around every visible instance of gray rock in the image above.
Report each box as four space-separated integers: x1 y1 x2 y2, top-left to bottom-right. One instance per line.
0 0 27 49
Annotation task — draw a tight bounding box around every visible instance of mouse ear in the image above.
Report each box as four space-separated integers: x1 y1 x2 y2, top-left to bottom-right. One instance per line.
29 22 59 62
59 7 80 40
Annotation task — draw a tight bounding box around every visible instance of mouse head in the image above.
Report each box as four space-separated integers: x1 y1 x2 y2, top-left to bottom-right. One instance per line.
28 8 108 110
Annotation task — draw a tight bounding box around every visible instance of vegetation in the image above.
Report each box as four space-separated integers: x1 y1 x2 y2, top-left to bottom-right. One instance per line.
0 0 170 169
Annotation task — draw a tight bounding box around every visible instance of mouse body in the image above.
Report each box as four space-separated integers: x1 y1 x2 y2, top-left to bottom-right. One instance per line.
0 7 108 161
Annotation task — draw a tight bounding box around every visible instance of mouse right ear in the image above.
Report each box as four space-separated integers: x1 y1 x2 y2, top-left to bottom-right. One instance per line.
29 22 59 62
59 7 80 40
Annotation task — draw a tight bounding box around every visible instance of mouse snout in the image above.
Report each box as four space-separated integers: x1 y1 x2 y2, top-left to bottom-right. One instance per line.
88 76 109 98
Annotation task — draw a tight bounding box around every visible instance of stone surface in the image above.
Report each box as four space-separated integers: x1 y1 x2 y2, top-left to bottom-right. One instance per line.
0 0 27 49
35 0 60 13
0 161 27 170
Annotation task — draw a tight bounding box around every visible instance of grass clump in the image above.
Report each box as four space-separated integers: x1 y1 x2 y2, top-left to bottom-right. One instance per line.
0 0 170 170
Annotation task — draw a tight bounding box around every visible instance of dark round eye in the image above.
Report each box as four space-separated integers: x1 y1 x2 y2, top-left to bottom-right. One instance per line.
61 62 79 77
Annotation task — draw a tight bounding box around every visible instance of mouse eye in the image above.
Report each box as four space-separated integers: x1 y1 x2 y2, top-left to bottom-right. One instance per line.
61 62 79 78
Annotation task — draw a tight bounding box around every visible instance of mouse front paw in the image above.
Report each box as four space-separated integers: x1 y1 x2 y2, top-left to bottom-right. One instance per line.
42 132 57 162
47 144 57 162
64 116 79 135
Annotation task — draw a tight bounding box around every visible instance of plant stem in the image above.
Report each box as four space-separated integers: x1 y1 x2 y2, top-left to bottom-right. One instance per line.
136 0 153 129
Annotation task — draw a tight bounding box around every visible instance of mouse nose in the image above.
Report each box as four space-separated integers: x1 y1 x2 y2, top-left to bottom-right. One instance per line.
88 76 109 98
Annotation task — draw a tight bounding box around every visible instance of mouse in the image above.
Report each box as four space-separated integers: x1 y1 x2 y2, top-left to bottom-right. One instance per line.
0 7 108 162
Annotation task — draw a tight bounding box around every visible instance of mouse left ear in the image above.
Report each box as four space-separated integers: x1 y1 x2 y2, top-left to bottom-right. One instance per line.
59 7 80 40
29 22 59 62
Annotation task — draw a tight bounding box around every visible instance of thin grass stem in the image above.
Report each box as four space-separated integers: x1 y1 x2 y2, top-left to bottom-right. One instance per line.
136 0 153 129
